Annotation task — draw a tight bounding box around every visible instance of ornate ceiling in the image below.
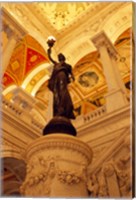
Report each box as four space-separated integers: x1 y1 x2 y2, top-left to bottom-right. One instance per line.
2 2 132 117
2 35 50 94
36 28 132 116
30 2 92 30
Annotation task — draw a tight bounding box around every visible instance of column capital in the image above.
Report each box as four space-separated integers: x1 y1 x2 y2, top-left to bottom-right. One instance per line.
2 7 27 40
91 31 118 60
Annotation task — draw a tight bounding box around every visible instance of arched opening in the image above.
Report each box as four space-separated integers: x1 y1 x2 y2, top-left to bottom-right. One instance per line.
1 157 26 196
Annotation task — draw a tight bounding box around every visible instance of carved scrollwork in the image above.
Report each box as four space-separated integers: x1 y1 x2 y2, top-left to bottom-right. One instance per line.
102 162 115 177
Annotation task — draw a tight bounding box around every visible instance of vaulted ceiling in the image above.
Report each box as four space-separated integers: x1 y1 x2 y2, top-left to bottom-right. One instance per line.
1 2 132 117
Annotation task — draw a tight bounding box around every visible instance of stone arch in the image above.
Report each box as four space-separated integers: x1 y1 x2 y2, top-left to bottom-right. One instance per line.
27 30 51 53
2 181 21 196
22 62 50 96
2 157 26 181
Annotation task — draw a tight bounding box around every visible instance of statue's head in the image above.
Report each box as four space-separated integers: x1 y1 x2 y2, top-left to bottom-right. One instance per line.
58 53 66 62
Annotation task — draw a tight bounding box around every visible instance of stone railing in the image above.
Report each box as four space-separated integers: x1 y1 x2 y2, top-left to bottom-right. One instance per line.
1 96 107 132
2 97 23 116
1 96 44 131
83 105 106 123
73 105 106 129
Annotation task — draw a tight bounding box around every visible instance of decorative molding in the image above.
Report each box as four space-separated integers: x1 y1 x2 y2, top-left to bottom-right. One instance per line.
26 134 93 163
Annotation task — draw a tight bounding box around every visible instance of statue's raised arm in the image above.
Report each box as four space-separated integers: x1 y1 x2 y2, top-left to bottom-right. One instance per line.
47 47 57 65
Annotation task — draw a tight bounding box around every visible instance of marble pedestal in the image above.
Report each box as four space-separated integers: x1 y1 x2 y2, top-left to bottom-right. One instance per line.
20 134 93 197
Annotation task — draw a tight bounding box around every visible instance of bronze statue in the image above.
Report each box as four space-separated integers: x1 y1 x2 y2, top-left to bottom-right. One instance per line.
47 39 75 120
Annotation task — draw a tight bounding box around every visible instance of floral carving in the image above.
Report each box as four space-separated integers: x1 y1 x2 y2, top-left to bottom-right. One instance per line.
20 156 56 196
20 135 92 197
57 170 82 185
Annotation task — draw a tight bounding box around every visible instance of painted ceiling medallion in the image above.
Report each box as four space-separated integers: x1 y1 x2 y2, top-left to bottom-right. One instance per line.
78 71 99 88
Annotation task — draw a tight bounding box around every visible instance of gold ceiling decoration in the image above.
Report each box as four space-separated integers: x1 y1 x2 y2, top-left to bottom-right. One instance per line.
33 2 93 30
35 28 131 116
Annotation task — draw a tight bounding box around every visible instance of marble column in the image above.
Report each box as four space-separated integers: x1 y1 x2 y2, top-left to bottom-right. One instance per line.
20 134 93 197
92 32 128 112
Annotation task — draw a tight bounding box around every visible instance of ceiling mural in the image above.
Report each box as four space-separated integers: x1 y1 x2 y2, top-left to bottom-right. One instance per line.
2 35 49 88
78 71 99 88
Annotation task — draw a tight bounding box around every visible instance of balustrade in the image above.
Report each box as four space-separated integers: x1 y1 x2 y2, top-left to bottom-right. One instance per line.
83 106 106 123
1 96 44 131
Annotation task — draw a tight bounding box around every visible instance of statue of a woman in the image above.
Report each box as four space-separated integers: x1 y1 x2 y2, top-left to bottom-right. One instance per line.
47 47 75 119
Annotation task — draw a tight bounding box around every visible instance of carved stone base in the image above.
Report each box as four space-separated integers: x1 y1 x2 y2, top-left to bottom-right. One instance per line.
20 134 93 197
43 116 77 136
